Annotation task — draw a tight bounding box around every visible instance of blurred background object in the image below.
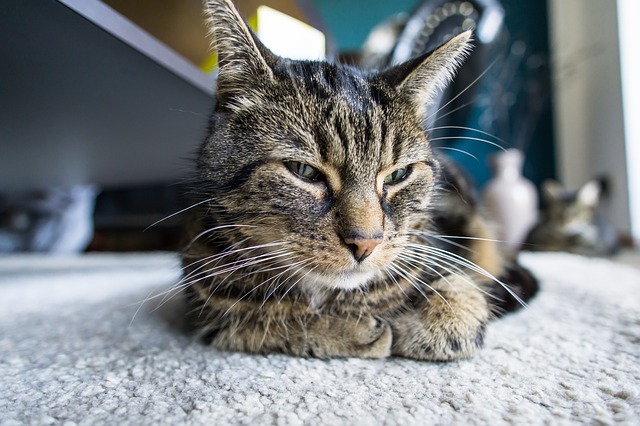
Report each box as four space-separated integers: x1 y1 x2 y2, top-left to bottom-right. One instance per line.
483 149 538 254
524 177 620 256
0 185 98 253
0 0 636 255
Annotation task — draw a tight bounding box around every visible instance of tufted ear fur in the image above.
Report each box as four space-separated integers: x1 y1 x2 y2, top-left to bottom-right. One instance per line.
577 180 601 207
379 31 472 121
542 180 563 203
204 0 276 106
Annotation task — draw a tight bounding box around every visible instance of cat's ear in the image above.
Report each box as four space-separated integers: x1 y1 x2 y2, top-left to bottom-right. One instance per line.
204 0 276 102
542 180 563 203
379 31 472 119
577 180 601 207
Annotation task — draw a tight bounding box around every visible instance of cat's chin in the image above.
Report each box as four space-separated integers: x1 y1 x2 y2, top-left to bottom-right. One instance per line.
302 269 379 291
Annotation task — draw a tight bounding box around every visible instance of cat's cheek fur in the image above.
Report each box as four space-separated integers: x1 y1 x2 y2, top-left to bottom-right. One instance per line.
386 179 434 224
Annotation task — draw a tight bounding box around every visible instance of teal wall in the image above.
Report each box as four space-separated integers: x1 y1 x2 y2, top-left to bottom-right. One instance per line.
500 0 556 190
312 0 419 51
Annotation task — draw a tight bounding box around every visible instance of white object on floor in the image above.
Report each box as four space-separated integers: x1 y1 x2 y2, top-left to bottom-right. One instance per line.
483 149 538 253
0 252 639 424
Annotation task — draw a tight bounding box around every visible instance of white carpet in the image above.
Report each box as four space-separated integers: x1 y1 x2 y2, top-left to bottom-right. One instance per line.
0 252 639 425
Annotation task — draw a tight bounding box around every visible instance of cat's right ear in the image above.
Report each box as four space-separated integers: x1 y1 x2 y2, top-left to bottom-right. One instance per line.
204 0 276 105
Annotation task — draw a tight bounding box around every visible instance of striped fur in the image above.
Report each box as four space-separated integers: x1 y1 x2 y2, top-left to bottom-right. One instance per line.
180 0 538 360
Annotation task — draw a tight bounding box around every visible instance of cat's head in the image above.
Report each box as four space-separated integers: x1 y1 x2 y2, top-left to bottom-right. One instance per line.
541 179 601 236
196 0 471 290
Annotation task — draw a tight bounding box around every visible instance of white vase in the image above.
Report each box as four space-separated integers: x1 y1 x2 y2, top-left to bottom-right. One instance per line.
482 149 538 253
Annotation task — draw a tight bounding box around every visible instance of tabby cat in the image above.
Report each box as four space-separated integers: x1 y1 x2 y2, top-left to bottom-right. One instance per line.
524 179 619 256
180 0 538 361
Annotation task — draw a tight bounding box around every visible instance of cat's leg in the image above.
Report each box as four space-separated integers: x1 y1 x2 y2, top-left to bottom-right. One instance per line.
188 290 392 359
207 314 392 359
301 314 393 359
390 274 490 361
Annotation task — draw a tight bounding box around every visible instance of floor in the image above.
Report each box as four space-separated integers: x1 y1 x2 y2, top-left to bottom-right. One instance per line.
612 248 640 270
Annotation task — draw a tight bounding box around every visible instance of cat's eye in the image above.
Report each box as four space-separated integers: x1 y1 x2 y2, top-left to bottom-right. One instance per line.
285 161 323 182
384 167 409 185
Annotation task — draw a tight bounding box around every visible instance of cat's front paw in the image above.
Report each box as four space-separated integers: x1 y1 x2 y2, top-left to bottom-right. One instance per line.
391 275 490 361
307 315 392 359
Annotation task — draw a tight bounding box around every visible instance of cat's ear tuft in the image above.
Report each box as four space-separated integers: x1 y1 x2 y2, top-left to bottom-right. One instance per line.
542 180 563 203
204 0 275 102
577 180 601 207
379 31 473 120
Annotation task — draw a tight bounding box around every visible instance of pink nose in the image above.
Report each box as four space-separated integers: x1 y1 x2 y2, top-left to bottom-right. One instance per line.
342 233 383 262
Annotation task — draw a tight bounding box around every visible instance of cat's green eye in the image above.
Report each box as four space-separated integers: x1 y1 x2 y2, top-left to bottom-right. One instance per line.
384 167 409 185
285 161 322 181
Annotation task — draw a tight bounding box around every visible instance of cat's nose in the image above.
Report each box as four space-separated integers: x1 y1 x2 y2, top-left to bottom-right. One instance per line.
341 231 383 262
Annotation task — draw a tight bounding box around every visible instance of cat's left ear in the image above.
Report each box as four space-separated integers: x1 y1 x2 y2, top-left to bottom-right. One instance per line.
379 31 472 120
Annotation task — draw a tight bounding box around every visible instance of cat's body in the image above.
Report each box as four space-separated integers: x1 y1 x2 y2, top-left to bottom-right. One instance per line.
181 0 537 361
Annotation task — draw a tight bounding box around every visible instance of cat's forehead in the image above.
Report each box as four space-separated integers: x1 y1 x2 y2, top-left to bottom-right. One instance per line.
265 60 430 170
275 60 382 106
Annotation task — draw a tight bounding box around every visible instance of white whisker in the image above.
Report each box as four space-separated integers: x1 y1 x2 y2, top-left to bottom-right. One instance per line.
184 225 257 251
187 250 292 288
432 98 477 123
135 249 293 318
143 198 212 232
408 243 527 308
408 230 477 253
221 259 317 317
278 263 321 302
387 261 452 310
434 147 479 161
430 125 506 144
396 254 456 293
400 248 501 302
433 234 510 244
426 57 499 123
182 242 287 283
430 135 505 152
261 257 317 307
383 266 408 299
262 258 318 306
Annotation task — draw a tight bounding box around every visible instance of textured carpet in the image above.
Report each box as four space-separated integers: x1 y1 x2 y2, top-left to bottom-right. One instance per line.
1 252 639 425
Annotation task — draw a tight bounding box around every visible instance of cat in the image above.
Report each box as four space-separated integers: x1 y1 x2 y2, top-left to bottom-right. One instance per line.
524 178 619 256
179 0 538 361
